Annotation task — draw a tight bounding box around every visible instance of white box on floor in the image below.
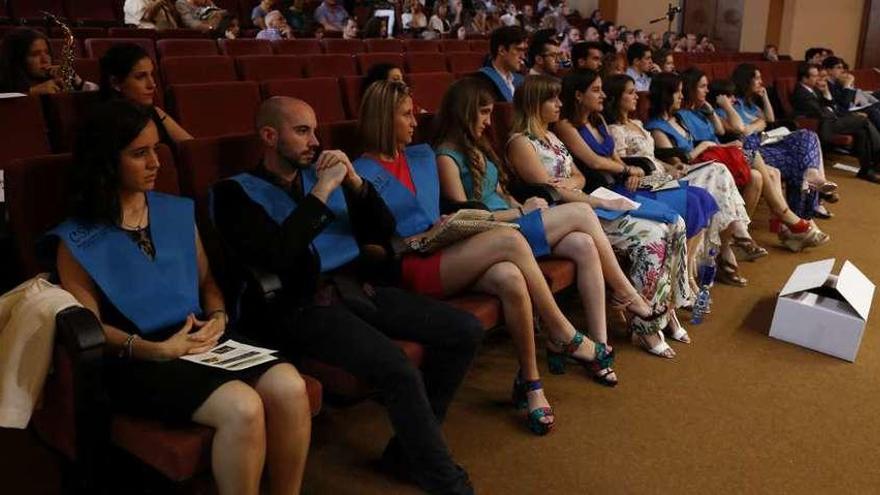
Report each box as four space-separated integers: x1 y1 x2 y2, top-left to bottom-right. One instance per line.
769 259 875 362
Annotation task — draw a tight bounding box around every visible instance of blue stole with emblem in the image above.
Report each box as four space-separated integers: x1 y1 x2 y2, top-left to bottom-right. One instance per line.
224 170 360 273
676 109 720 144
46 192 201 335
354 144 440 237
479 66 523 103
645 117 698 152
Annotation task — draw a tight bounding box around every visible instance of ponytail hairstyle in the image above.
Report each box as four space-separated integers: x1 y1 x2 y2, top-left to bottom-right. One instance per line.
435 77 508 200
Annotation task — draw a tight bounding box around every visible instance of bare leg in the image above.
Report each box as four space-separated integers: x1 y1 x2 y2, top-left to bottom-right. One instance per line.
192 381 266 495
253 363 311 495
753 155 801 224
742 168 763 218
686 230 705 295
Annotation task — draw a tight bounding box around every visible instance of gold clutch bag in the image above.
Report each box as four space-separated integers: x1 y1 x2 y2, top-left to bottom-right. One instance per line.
408 209 520 254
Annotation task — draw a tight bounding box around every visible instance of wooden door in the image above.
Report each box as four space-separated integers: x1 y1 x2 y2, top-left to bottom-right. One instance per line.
683 0 744 52
859 0 880 68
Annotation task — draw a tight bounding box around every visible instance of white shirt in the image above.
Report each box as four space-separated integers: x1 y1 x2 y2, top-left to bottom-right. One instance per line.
124 0 157 29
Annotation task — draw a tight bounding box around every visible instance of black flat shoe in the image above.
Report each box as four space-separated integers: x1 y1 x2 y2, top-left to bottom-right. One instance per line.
813 206 834 219
857 171 880 184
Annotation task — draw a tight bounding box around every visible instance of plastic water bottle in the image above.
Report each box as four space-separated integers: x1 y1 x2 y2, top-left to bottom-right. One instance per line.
691 249 718 324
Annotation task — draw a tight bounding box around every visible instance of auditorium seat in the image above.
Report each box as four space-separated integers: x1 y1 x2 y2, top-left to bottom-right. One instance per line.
322 38 365 54
441 39 470 52
316 119 362 157
42 91 101 152
0 96 51 167
304 54 357 77
161 56 237 85
4 149 323 488
7 0 65 24
156 39 219 58
774 77 797 117
0 1 10 24
49 38 83 58
168 81 262 137
108 27 157 39
156 29 211 39
468 39 489 53
261 78 347 123
72 58 102 88
404 39 440 53
365 38 403 53
49 27 106 40
405 52 447 73
635 91 651 123
218 38 273 56
236 55 306 81
446 51 485 73
444 294 502 330
775 77 854 148
340 75 365 119
272 39 322 55
853 68 880 91
356 52 404 74
407 72 454 113
84 38 157 61
62 0 119 26
487 101 514 158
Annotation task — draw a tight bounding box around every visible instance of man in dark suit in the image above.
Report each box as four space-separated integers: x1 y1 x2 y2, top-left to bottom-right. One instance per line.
823 56 880 131
791 63 880 183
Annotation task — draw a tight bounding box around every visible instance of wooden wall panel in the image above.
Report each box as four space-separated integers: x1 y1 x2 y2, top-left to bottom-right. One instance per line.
859 0 880 68
683 0 743 52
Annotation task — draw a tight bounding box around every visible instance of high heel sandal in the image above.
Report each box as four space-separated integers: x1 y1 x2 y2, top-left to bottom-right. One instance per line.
546 331 617 387
715 255 748 287
511 375 555 435
778 223 830 252
664 309 691 344
731 236 768 261
631 331 675 359
610 292 667 321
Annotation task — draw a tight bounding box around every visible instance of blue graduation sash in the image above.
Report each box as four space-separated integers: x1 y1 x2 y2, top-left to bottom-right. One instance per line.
225 170 360 273
514 210 551 257
676 110 719 144
354 144 440 237
479 66 523 103
645 117 697 152
46 192 201 335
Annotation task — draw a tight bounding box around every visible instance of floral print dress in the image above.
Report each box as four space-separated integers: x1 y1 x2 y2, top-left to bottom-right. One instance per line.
609 119 752 250
511 131 693 335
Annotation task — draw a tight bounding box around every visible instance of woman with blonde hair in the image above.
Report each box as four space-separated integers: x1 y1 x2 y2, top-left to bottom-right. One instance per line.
354 80 615 435
508 74 692 359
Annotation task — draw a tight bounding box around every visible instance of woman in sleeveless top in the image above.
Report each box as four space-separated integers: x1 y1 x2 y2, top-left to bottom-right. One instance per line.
435 77 657 383
99 43 193 149
604 73 766 287
509 74 692 360
46 101 309 494
647 72 830 253
355 81 616 436
725 64 836 217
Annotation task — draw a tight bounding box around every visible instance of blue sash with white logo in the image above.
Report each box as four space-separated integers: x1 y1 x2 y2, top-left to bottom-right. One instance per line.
354 144 440 237
46 192 201 335
479 66 523 103
225 170 360 273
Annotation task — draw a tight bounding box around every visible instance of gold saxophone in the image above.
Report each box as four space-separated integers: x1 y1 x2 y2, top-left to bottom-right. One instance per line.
41 10 76 92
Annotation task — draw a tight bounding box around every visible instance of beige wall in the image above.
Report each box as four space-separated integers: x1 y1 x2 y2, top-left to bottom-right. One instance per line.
778 0 865 62
614 0 681 35
740 0 770 52
569 0 599 18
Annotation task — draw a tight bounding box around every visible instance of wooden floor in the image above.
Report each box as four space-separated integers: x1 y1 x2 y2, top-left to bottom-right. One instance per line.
4 160 880 494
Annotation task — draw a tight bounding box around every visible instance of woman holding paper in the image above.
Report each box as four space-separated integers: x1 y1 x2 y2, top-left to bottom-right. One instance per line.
603 73 765 287
434 77 667 375
42 100 311 495
506 75 692 360
354 80 619 435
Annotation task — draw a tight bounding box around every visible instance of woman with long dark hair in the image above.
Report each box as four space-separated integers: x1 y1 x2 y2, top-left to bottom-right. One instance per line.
354 80 616 435
604 73 766 287
43 100 311 495
0 27 97 95
99 43 192 147
508 74 691 359
647 71 829 253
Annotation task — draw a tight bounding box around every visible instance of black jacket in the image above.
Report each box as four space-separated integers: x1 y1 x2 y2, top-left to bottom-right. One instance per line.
791 83 839 121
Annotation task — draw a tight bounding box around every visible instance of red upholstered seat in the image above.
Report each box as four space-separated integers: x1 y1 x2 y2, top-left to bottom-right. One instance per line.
156 39 219 57
305 54 357 77
635 91 651 122
300 343 421 399
49 38 83 58
776 77 797 116
236 55 306 81
468 39 489 53
366 38 403 53
487 101 514 158
272 39 322 55
356 52 405 74
316 119 362 157
108 27 157 39
168 81 262 137
407 71 454 113
340 75 365 119
156 29 211 39
404 39 440 52
8 0 64 23
0 96 51 167
84 38 157 61
441 39 470 52
322 38 366 54
261 78 347 123
218 38 273 56
444 294 502 330
446 51 485 73
538 259 576 293
42 91 101 153
49 27 106 39
161 56 237 85
72 57 103 87
405 52 447 73
175 133 264 205
63 0 119 25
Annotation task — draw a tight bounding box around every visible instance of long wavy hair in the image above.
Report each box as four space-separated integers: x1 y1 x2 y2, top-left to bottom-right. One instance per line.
512 74 561 138
560 69 603 127
0 28 50 93
435 77 508 200
602 73 634 124
70 100 153 224
648 72 682 120
679 67 706 109
358 80 411 157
